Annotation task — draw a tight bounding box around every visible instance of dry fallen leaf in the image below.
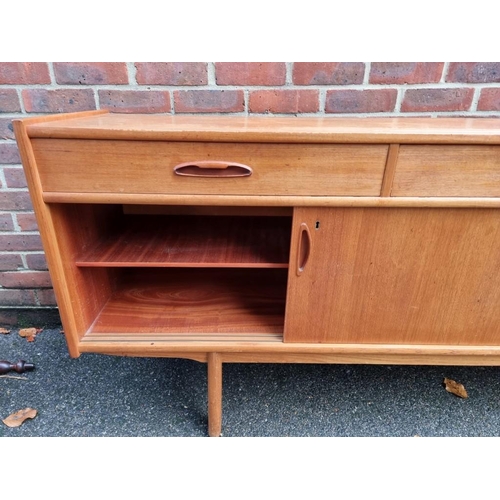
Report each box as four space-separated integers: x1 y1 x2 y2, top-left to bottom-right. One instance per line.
2 408 37 428
19 327 43 342
444 377 468 399
0 327 10 334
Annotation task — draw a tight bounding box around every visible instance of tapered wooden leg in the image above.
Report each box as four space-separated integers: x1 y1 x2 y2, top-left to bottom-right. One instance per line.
207 352 222 437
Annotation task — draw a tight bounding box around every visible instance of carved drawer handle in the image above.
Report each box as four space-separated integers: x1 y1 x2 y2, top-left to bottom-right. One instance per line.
296 223 312 276
174 161 253 178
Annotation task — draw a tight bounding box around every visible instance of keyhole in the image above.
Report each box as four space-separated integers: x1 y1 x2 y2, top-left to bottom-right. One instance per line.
315 221 320 230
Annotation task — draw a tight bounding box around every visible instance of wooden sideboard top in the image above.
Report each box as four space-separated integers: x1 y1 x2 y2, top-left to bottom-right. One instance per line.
22 111 500 144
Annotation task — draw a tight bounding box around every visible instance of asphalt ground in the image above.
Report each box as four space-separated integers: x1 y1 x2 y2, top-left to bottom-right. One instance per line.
2 326 500 437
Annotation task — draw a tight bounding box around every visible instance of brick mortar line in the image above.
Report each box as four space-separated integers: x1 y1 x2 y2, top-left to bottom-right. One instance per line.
2 108 500 120
15 87 26 114
470 88 482 112
0 112 39 119
1 107 499 121
319 89 326 114
3 83 500 91
363 62 371 84
441 62 450 83
394 88 404 113
0 111 498 125
317 83 500 90
83 110 500 118
0 251 45 255
133 111 249 117
243 90 249 115
6 104 496 119
0 186 29 192
0 231 41 236
47 62 57 85
162 111 500 117
1 269 49 273
0 110 498 125
19 253 28 269
126 63 137 85
93 87 100 109
207 63 216 86
1 209 31 216
32 289 41 306
0 168 7 188
169 91 175 114
0 306 57 309
285 63 293 86
11 212 21 232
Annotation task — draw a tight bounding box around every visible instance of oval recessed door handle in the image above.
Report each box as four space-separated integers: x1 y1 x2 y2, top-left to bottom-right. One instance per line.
296 222 312 276
174 161 253 178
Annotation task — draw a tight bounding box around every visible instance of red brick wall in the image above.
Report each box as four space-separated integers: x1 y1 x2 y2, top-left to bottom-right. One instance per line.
1 62 500 311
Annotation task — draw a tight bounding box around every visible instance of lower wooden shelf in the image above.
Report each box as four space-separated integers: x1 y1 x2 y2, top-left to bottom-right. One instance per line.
88 268 288 336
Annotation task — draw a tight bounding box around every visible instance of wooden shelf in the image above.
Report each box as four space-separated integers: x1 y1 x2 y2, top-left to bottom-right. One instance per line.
77 215 291 268
89 268 287 336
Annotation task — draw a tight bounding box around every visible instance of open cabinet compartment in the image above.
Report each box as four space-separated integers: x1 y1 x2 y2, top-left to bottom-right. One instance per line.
48 203 292 341
75 211 292 268
87 267 288 338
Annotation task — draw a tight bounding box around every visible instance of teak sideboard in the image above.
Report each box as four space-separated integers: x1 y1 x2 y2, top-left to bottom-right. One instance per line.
13 111 500 436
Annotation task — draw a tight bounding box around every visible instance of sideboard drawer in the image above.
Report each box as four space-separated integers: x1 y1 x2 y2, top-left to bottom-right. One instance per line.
393 145 500 197
32 139 388 197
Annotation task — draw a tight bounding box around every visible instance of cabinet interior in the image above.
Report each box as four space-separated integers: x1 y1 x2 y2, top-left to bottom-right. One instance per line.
49 203 292 339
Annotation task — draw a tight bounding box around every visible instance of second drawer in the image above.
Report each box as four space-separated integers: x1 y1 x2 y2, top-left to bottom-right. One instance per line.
393 145 500 197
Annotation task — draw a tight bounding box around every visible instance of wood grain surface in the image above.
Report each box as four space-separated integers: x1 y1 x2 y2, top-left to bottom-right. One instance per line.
207 352 223 437
393 145 500 197
380 144 399 196
12 110 108 357
76 215 291 268
42 192 500 208
78 339 500 366
26 113 500 144
285 207 500 345
90 268 287 335
32 139 388 196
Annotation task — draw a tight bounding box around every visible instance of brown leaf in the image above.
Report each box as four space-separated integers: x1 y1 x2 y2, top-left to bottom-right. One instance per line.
19 327 43 342
444 378 468 399
2 408 37 428
0 327 10 334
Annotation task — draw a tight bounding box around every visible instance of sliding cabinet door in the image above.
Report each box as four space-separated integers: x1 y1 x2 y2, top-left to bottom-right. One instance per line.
285 207 500 345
